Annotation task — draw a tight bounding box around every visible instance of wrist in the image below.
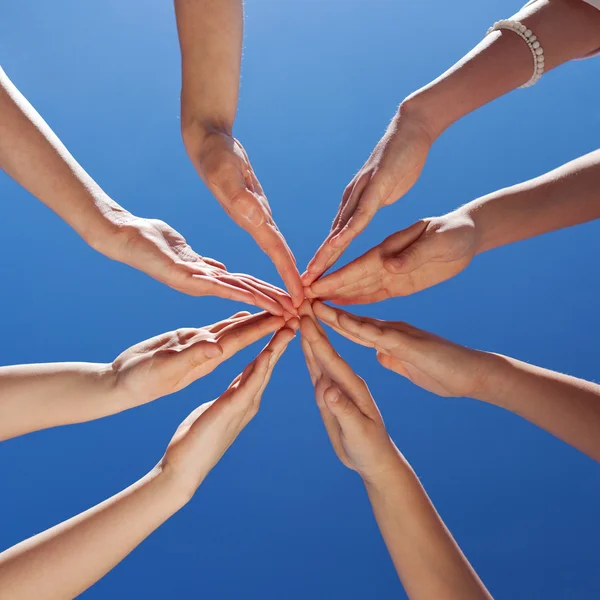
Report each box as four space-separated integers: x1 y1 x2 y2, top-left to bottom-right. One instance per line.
360 445 413 490
84 200 137 259
470 350 513 407
155 459 207 507
400 88 458 141
142 465 192 514
181 116 234 160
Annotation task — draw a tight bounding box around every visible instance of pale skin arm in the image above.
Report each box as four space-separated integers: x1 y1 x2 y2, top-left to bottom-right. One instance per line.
0 310 287 441
0 329 294 600
304 0 600 283
175 0 303 307
0 67 293 314
299 304 491 600
308 149 600 303
313 302 600 463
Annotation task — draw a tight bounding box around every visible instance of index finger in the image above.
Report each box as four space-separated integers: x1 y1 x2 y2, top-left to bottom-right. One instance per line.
217 313 286 358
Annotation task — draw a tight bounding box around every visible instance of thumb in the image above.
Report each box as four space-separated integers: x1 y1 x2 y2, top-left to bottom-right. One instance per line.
383 235 437 274
323 385 363 431
177 340 224 367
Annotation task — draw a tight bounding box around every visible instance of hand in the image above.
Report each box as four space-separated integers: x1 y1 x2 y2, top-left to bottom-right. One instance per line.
313 301 488 398
307 211 477 304
160 327 295 498
112 311 287 406
99 213 295 316
303 109 433 285
298 303 401 483
184 128 304 307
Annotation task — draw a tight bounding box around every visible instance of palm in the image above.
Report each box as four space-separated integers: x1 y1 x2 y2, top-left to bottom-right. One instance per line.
112 328 222 404
115 216 292 314
192 131 303 306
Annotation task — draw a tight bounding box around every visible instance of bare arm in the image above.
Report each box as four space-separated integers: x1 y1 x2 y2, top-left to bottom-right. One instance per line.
0 66 126 247
305 0 600 283
0 311 284 441
465 149 600 254
314 302 600 463
477 353 600 462
0 67 293 314
299 304 491 599
175 0 304 306
0 330 293 600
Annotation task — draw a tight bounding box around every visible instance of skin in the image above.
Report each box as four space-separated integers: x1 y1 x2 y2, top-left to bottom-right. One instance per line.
0 67 293 316
303 0 600 285
175 0 304 307
313 301 600 463
0 328 294 600
299 306 492 600
0 310 293 441
308 149 600 304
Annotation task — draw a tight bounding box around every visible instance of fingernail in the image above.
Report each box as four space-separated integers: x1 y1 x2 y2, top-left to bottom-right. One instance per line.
205 344 223 358
328 388 340 403
244 206 264 227
384 256 403 272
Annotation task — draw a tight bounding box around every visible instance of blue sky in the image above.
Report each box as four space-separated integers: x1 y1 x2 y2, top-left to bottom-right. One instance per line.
1 1 600 598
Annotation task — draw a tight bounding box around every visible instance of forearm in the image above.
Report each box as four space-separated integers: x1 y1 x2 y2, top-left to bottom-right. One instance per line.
0 468 187 600
0 67 130 249
0 362 120 441
175 0 243 139
365 451 492 600
461 149 600 253
402 0 600 139
476 352 600 462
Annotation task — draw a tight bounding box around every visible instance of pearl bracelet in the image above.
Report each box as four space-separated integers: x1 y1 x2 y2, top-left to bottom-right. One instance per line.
486 20 545 88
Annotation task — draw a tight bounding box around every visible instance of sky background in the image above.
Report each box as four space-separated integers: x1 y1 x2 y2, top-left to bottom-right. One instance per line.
1 1 600 598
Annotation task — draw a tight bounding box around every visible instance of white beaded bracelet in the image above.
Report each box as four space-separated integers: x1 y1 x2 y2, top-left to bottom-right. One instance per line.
486 20 545 88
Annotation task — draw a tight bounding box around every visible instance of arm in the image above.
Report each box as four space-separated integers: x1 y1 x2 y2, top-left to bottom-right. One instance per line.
0 328 293 600
174 0 304 307
0 67 292 315
299 304 491 600
304 0 600 283
0 310 284 441
313 302 600 463
308 149 600 303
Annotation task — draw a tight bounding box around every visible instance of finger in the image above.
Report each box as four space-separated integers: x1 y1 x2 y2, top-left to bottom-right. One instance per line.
322 385 365 435
237 274 296 315
202 256 227 270
302 178 368 285
315 376 348 464
187 273 257 302
330 182 382 249
218 273 285 316
299 316 371 411
376 351 411 378
327 290 389 305
381 221 433 274
154 339 224 380
309 249 378 298
254 226 304 308
312 301 372 348
298 300 327 336
208 310 258 334
300 337 322 385
336 312 409 355
218 313 286 358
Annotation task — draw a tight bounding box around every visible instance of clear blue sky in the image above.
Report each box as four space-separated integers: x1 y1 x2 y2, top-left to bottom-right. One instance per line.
1 1 599 598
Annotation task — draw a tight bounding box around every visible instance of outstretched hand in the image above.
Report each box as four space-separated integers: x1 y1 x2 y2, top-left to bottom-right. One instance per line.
112 311 287 406
313 301 488 398
307 212 478 304
102 215 294 316
303 110 433 286
184 129 304 308
298 303 401 482
160 327 295 497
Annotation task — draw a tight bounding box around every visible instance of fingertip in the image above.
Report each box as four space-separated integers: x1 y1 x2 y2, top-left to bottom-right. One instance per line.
204 341 224 359
286 317 300 332
323 385 341 404
383 256 405 274
312 301 338 325
299 315 321 342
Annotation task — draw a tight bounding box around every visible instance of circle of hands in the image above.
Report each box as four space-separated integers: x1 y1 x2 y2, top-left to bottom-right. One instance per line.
108 110 486 496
